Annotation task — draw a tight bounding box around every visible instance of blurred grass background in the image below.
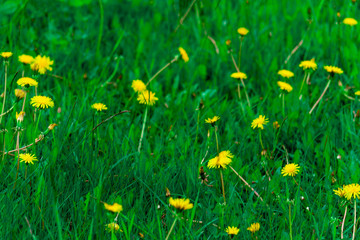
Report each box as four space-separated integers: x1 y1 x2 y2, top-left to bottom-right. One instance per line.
0 0 360 239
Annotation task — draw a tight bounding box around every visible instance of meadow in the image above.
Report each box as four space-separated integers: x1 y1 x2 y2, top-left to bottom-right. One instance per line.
1 0 360 239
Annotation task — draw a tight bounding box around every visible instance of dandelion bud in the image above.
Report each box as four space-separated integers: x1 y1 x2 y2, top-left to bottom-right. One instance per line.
226 39 231 46
48 123 58 130
15 89 26 99
16 111 25 122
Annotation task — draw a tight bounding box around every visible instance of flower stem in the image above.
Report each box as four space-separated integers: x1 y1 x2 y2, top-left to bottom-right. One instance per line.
219 168 226 205
214 126 220 154
165 216 178 240
282 93 285 117
138 106 148 153
289 203 293 240
237 83 245 114
259 130 264 150
238 37 243 71
309 79 331 115
229 52 250 107
299 72 308 99
13 131 20 189
353 200 357 240
342 205 347 239
0 61 8 125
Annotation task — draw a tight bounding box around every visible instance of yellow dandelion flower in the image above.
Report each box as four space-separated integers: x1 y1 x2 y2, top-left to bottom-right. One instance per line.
105 223 121 232
247 222 260 233
205 116 220 124
169 197 193 211
104 202 123 213
15 89 26 99
230 72 247 79
207 150 234 169
333 186 346 198
324 66 343 75
251 115 269 130
343 18 358 26
179 47 189 63
281 163 300 177
30 96 54 109
131 80 146 93
19 153 38 164
278 69 294 78
17 77 38 87
91 103 107 111
273 121 280 129
16 111 25 122
18 55 34 64
30 55 54 74
299 59 317 71
355 91 360 96
277 81 293 92
137 90 158 106
1 52 13 59
343 183 360 200
225 226 240 235
237 27 249 36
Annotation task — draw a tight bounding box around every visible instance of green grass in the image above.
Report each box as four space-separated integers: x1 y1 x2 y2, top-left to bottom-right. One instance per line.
1 0 360 239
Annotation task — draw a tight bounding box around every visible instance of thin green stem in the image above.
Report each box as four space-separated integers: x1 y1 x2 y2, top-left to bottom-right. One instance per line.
342 205 347 239
299 72 307 98
96 0 104 60
0 61 8 124
238 37 243 70
259 130 264 150
353 200 357 240
282 93 285 117
138 107 148 153
219 168 226 205
237 83 245 114
165 216 178 240
194 108 200 146
214 126 219 154
289 204 293 240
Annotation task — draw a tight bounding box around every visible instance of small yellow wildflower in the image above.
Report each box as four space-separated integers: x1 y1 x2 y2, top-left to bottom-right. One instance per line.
18 55 34 64
30 96 54 109
17 77 38 87
225 226 240 235
178 47 189 63
105 223 121 232
278 69 294 78
281 163 300 177
324 66 343 75
226 39 231 46
207 150 234 169
277 81 293 92
19 153 38 164
1 52 13 59
237 27 249 36
169 197 193 210
104 202 123 213
343 183 360 200
343 18 358 26
48 123 58 131
137 90 158 106
355 91 360 96
230 72 247 79
273 121 280 129
333 186 346 198
15 89 26 99
16 111 25 122
31 55 54 74
205 116 220 124
91 103 107 111
247 222 260 233
299 59 317 71
251 115 269 130
131 80 146 93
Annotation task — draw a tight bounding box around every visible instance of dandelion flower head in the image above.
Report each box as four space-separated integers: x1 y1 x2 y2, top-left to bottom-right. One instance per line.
277 81 293 92
137 90 158 106
225 226 240 235
131 80 146 93
355 91 360 96
16 111 25 122
1 52 13 59
30 96 54 109
17 77 38 87
91 103 107 111
343 183 360 200
207 150 234 169
237 27 249 36
247 223 260 233
230 72 247 79
31 55 54 74
278 69 294 78
343 18 358 26
104 202 123 213
251 115 269 130
333 186 346 198
178 47 189 63
324 66 343 75
205 116 220 124
20 153 38 164
281 163 300 177
169 197 193 211
18 54 34 64
105 223 121 232
299 59 317 71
